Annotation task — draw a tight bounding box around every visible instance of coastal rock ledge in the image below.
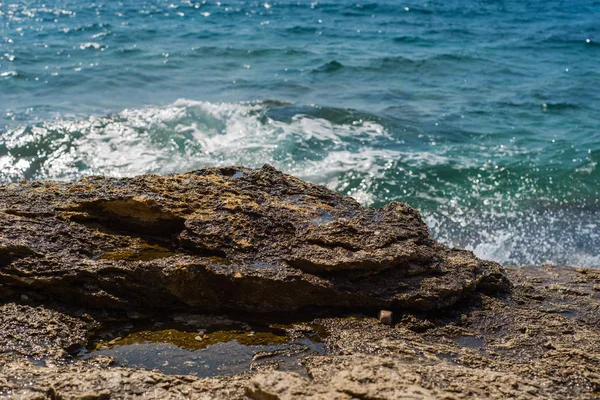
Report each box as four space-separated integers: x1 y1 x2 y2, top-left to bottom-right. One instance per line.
0 165 508 313
5 167 600 399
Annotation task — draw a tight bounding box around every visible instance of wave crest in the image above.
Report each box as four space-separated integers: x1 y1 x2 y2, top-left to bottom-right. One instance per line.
0 99 389 185
1 99 598 268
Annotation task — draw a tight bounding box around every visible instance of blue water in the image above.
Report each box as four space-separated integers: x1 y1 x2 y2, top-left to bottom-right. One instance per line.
1 0 599 267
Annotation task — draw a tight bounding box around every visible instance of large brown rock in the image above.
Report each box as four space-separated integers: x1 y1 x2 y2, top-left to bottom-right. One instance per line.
0 165 508 312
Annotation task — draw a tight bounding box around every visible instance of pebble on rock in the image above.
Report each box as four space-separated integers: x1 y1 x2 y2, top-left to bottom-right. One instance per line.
379 310 393 325
108 337 122 345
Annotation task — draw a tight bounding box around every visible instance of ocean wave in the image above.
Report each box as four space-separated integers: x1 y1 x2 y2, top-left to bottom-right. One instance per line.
0 99 389 184
189 46 314 58
72 22 113 33
79 42 106 51
540 35 600 48
311 60 344 73
0 71 18 78
286 26 318 35
368 53 486 72
337 2 433 15
392 36 431 44
494 101 581 111
1 99 598 268
426 205 600 268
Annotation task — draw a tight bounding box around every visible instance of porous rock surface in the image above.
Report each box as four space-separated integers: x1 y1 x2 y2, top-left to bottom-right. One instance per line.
4 167 599 399
2 266 600 399
0 165 508 313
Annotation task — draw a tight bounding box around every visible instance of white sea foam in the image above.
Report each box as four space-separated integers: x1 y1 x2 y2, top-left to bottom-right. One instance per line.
426 207 600 269
0 99 395 191
1 99 597 268
0 99 503 187
79 42 103 50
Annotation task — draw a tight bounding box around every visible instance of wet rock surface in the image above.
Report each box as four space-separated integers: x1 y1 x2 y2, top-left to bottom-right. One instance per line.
2 265 600 399
2 167 599 399
0 165 508 313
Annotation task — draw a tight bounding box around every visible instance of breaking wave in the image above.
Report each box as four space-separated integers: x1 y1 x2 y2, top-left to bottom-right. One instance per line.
1 99 598 268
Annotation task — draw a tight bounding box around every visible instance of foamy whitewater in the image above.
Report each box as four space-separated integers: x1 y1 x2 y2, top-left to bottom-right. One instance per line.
1 0 599 267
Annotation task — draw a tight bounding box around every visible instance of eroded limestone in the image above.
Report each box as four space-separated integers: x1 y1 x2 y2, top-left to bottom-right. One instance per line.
0 165 509 313
1 266 600 399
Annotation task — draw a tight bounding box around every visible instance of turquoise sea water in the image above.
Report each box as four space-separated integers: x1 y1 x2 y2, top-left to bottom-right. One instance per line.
1 0 599 266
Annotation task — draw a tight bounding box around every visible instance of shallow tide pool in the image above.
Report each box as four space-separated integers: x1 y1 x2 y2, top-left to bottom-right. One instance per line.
78 318 327 377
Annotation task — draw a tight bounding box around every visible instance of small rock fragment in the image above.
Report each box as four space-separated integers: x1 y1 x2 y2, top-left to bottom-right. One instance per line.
20 294 29 301
378 310 393 325
194 335 204 342
108 337 122 345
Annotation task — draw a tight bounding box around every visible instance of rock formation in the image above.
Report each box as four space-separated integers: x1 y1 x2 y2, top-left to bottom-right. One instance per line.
3 167 599 399
0 164 508 313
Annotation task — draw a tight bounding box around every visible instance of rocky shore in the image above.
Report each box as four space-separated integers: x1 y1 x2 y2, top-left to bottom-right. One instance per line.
1 166 599 399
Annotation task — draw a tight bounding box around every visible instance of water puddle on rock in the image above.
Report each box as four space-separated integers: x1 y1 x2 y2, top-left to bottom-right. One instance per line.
76 316 326 377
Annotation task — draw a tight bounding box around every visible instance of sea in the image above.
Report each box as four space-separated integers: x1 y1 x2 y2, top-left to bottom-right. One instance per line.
1 0 599 267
